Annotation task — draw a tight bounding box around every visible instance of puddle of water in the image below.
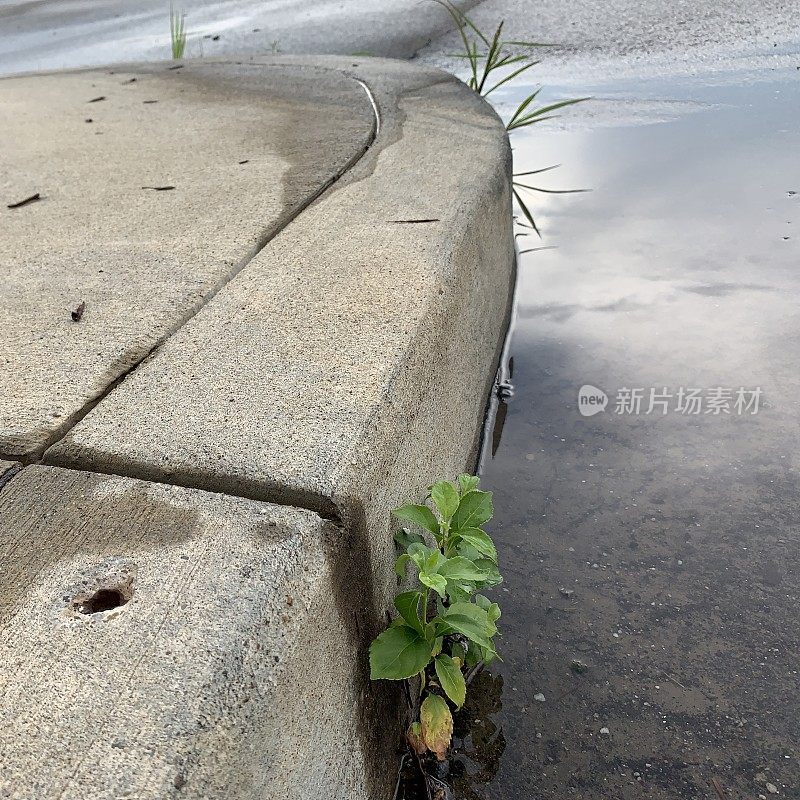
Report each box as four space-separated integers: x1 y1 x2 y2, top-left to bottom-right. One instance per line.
457 68 800 798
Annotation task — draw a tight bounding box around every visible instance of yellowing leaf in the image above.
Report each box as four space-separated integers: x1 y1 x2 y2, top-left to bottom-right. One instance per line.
420 694 453 761
407 722 426 755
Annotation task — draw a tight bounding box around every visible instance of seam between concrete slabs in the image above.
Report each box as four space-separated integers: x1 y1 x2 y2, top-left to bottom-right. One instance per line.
41 57 515 528
1 63 379 466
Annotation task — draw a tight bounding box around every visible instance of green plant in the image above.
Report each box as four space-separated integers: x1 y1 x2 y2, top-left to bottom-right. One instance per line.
369 475 502 760
434 0 589 235
169 4 187 60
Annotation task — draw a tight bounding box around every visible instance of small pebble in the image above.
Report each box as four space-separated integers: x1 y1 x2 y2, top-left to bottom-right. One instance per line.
534 693 546 702
767 783 778 794
600 727 610 735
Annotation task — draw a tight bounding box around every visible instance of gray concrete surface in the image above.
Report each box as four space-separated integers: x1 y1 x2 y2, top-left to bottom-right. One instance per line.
0 0 478 75
0 465 375 800
0 61 374 459
47 56 516 695
2 56 514 800
47 57 514 522
0 460 18 485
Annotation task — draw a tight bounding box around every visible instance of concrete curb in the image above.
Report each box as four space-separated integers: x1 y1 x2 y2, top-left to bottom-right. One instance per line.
1 57 514 799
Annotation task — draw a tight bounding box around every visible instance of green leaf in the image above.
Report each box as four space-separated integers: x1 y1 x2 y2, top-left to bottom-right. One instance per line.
439 556 488 582
450 642 467 663
408 542 439 571
394 591 424 633
452 490 493 532
435 654 467 708
424 549 444 574
394 553 412 577
474 593 491 610
474 558 503 587
420 571 447 598
445 581 473 604
457 474 480 495
369 625 432 680
393 504 439 536
457 527 497 562
456 541 482 561
475 594 502 623
437 602 497 651
394 528 424 549
446 601 496 629
479 643 501 665
465 640 481 668
420 693 453 760
430 481 459 522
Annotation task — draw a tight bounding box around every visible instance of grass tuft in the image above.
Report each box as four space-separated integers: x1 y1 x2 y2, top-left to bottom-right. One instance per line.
434 0 590 236
170 3 187 60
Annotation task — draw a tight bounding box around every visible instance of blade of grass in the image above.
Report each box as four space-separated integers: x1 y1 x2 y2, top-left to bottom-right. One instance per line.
512 186 541 238
519 245 557 254
506 88 542 128
484 61 538 97
169 3 187 60
513 183 590 194
507 97 591 130
513 164 560 176
433 0 479 86
477 20 505 93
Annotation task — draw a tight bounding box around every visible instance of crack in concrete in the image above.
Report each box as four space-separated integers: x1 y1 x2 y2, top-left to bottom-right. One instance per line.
2 69 381 504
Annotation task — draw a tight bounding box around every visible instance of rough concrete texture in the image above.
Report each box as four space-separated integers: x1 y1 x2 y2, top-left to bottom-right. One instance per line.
0 465 380 800
0 61 374 459
2 56 513 800
0 460 19 486
48 59 516 646
49 57 515 520
41 59 514 796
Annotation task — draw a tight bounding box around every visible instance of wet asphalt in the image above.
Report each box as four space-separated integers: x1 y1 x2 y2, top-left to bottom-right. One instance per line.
450 72 800 798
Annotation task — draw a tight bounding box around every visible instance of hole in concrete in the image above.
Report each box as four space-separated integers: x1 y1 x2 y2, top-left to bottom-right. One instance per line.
78 588 129 615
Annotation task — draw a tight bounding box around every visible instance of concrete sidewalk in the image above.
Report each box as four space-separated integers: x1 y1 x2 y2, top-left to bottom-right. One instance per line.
0 57 514 799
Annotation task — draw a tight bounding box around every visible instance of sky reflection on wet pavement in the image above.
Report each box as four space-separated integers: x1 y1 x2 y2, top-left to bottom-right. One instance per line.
459 69 800 799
